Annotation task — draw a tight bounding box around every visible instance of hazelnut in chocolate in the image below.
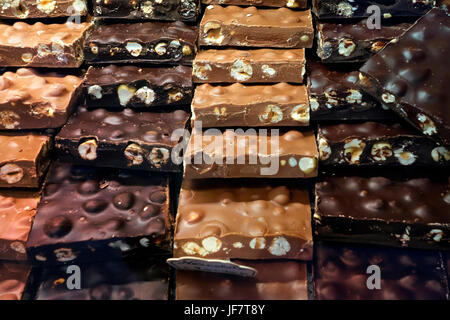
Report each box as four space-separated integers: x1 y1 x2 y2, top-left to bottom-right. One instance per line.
0 0 88 19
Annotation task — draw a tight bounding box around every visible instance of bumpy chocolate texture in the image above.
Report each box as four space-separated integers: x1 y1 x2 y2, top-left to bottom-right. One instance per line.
36 258 169 300
177 260 308 300
174 181 313 263
26 162 171 265
359 8 450 146
0 134 52 188
93 0 200 22
314 242 448 300
184 129 319 178
193 49 306 83
0 68 82 130
192 83 309 127
308 62 395 121
0 0 88 19
317 122 449 166
83 65 193 108
0 21 92 68
84 22 198 65
199 6 314 48
0 261 31 300
315 177 450 250
312 0 435 19
0 191 40 261
316 20 411 63
56 108 189 172
202 0 308 8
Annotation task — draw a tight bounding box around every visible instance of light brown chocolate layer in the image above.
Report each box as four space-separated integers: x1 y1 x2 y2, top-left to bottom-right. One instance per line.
199 6 314 48
174 180 313 262
184 129 318 178
0 21 92 68
192 83 309 127
0 0 88 19
193 49 305 83
202 0 308 8
0 68 82 130
0 133 52 189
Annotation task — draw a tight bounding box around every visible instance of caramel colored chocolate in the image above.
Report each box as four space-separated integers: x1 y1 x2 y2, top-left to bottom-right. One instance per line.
202 0 308 8
0 261 31 300
192 83 309 127
359 8 450 146
184 129 319 178
0 0 88 19
315 177 450 250
0 133 52 188
0 21 92 68
199 6 314 48
0 69 82 130
173 180 313 263
317 122 449 166
0 191 39 261
177 260 308 300
193 49 305 83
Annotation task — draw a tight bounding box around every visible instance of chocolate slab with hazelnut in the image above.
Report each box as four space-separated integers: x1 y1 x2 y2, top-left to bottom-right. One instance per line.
0 68 82 130
172 180 313 270
0 0 88 19
202 0 308 8
192 83 309 127
193 49 306 83
199 6 314 48
0 133 52 189
55 108 190 172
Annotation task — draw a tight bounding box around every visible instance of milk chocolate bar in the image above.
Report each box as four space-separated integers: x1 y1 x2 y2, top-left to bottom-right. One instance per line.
184 129 319 178
0 261 31 300
312 0 435 20
177 260 308 300
0 134 52 189
56 108 189 172
316 20 411 63
85 22 198 65
308 62 395 121
172 180 313 265
0 0 88 19
0 190 40 261
193 49 306 83
0 69 82 130
192 83 309 127
27 162 172 265
93 0 200 22
199 6 314 48
202 0 308 8
317 122 449 166
0 21 92 68
315 176 450 250
83 65 193 108
359 8 450 146
36 257 169 300
314 242 448 300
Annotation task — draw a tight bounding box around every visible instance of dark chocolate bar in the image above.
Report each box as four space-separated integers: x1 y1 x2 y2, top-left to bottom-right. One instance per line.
93 0 200 22
84 22 198 65
176 260 308 300
315 176 450 249
316 20 411 63
36 257 169 300
314 242 448 300
83 65 193 108
0 261 31 300
0 21 92 68
0 68 82 130
308 62 395 121
312 0 435 20
317 122 449 166
0 0 88 19
56 108 189 172
0 133 52 188
359 8 450 146
26 162 172 265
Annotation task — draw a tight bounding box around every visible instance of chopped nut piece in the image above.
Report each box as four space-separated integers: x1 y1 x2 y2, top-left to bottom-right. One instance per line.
371 142 393 161
0 164 24 184
202 237 222 253
148 147 169 168
88 85 102 100
431 147 449 162
124 143 145 166
290 104 309 123
318 137 331 160
394 148 416 165
249 237 266 249
78 139 98 160
203 22 224 45
125 42 143 57
344 139 366 164
417 113 437 136
154 42 167 55
135 86 155 105
117 84 136 106
259 105 283 124
230 59 253 81
338 38 356 57
268 236 291 256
